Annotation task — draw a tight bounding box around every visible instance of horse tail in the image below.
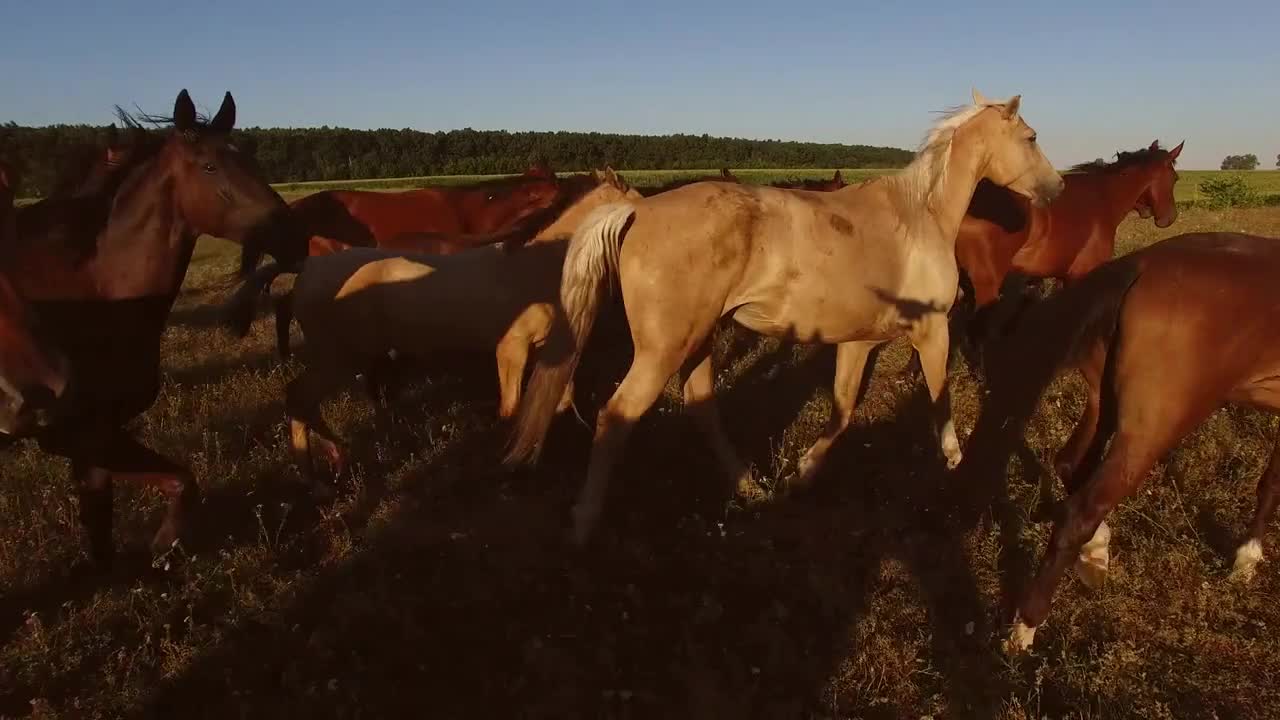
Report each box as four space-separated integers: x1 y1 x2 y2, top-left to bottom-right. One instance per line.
504 202 636 466
222 260 301 338
956 255 1142 500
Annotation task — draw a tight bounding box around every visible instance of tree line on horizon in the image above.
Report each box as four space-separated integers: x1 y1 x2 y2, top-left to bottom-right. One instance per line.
0 121 914 197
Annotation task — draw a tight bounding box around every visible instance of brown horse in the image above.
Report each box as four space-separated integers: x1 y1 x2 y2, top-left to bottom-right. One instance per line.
45 124 149 200
4 90 304 570
770 169 848 191
959 231 1280 653
223 169 641 489
637 168 739 197
506 90 1063 545
0 161 69 435
956 140 1183 323
288 165 565 252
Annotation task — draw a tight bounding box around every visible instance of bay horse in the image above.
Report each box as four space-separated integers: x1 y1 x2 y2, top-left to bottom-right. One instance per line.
4 89 305 570
223 169 641 490
637 168 739 197
287 164 565 251
505 90 1064 545
958 231 1280 653
770 169 848 191
0 160 69 435
899 140 1184 379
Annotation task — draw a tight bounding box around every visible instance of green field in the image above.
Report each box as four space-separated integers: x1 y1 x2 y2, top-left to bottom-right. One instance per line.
3 205 1280 717
271 168 1280 206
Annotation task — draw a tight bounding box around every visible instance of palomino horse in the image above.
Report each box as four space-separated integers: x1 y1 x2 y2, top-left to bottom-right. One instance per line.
0 160 69 435
288 164 565 251
223 169 642 489
4 90 304 569
770 169 848 191
637 168 739 197
958 231 1280 653
506 90 1064 545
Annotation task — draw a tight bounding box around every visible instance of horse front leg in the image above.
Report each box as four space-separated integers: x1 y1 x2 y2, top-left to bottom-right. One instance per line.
791 340 878 490
913 319 962 469
72 460 115 571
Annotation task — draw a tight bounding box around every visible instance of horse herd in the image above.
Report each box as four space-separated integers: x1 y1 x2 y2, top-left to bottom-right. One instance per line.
1 87 1276 656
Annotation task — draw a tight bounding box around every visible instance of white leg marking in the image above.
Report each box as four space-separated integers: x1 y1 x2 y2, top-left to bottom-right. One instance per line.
1231 539 1264 583
1075 521 1112 590
941 419 962 469
1005 615 1038 654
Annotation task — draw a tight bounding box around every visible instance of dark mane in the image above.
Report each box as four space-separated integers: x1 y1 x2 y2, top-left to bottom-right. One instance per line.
14 108 166 262
1069 142 1175 174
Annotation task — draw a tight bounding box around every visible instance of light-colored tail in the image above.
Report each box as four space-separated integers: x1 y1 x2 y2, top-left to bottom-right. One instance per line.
504 202 636 466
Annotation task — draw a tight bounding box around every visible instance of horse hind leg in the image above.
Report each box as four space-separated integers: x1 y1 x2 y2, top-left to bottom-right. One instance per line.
1231 429 1280 583
680 338 753 497
792 340 877 490
571 346 686 546
285 368 345 500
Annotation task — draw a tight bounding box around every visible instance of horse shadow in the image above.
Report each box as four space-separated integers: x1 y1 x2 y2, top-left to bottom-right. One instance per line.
131 316 1030 718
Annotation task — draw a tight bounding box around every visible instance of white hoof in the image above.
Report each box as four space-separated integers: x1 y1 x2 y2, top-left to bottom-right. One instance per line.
941 420 962 470
1075 521 1112 590
792 450 823 489
1230 539 1263 583
1004 617 1038 654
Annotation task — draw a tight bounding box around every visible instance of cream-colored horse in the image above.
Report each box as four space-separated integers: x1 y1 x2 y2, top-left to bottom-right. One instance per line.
226 169 641 486
507 91 1065 545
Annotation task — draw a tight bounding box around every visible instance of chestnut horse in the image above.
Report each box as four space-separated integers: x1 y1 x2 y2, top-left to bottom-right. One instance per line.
959 231 1280 653
4 90 304 570
223 169 641 490
288 163 564 251
637 168 739 197
0 161 69 435
770 169 848 191
506 90 1064 545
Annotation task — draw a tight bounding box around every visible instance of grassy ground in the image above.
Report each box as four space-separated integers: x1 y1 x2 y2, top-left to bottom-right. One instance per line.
2 207 1280 718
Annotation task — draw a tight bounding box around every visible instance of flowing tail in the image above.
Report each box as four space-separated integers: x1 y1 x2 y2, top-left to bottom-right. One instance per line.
503 202 636 466
221 260 301 340
957 254 1143 496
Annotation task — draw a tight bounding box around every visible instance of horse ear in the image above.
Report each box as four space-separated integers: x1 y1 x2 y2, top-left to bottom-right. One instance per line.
1169 140 1184 160
1001 95 1021 119
173 89 197 131
972 88 991 106
833 169 843 181
1148 140 1160 151
210 92 236 133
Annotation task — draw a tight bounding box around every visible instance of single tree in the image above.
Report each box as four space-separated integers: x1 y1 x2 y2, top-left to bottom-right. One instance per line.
1221 154 1260 170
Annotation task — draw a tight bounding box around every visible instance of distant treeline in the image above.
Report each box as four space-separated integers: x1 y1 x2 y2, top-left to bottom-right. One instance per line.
0 121 913 197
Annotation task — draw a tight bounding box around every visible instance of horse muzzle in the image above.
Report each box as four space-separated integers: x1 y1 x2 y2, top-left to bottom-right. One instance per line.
1029 177 1066 208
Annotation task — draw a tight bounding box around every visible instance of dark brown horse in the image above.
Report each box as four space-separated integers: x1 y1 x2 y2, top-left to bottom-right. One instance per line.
4 89 304 570
0 160 69 435
637 167 739 197
769 169 847 191
287 164 564 253
958 231 1280 653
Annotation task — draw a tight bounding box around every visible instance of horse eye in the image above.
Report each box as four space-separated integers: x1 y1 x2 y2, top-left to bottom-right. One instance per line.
202 162 216 174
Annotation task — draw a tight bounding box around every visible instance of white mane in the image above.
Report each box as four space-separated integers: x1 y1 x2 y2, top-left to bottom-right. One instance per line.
890 103 991 208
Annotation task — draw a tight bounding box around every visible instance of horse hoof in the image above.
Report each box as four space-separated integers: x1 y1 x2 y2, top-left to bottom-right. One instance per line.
1004 619 1037 654
1230 539 1263 584
944 447 963 471
1075 522 1112 590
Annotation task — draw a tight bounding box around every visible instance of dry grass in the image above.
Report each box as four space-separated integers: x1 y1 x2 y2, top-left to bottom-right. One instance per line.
3 208 1280 718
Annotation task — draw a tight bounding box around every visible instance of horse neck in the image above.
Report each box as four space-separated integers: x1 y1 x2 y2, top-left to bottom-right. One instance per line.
95 153 198 297
923 136 987 250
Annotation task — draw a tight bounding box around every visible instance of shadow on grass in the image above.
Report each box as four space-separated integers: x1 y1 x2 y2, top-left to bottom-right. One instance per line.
137 326 1022 718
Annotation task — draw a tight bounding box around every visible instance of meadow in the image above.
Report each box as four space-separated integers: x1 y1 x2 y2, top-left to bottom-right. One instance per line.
1 187 1280 717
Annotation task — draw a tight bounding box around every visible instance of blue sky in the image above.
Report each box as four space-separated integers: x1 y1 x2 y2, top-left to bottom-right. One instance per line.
3 1 1275 170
